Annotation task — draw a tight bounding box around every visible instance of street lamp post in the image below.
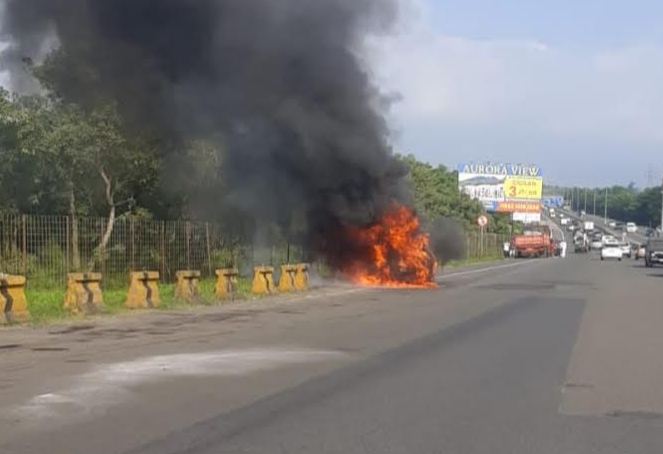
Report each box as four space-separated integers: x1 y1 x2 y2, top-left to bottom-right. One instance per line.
660 177 663 232
593 190 596 215
604 188 608 225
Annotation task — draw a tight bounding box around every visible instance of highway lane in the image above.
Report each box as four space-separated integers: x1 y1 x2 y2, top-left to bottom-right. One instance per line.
2 255 663 453
561 209 649 244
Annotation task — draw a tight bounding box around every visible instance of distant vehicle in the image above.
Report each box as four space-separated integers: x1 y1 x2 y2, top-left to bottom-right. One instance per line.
591 239 604 250
614 222 624 231
644 239 663 267
574 235 589 253
601 244 623 261
567 224 576 232
549 208 556 217
580 210 586 217
560 218 569 226
608 221 616 228
619 243 631 258
602 235 619 247
626 222 638 233
635 244 647 260
583 221 595 232
511 225 556 258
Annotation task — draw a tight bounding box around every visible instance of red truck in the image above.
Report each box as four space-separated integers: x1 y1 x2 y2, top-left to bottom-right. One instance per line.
511 225 556 258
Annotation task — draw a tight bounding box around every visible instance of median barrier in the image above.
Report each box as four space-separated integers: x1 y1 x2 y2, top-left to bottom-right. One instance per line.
252 266 275 295
278 264 297 293
294 263 310 291
64 273 105 315
175 270 201 303
0 274 29 324
125 271 161 309
215 268 238 300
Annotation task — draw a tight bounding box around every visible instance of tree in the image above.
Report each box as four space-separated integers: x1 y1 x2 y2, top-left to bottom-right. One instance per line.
5 93 158 270
399 154 485 229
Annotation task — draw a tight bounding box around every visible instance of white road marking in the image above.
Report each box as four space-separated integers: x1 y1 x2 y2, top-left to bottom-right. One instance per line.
14 348 346 422
441 260 538 279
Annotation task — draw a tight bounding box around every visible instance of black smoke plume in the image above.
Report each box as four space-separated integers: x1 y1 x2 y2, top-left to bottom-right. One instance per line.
1 0 425 270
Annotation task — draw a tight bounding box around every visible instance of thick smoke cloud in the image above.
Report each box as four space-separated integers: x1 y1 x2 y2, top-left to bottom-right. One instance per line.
428 217 466 264
1 0 411 262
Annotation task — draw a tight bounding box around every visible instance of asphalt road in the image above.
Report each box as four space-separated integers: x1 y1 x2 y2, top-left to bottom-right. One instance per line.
2 253 663 453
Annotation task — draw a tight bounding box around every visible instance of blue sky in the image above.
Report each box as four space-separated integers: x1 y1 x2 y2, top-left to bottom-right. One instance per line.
371 0 663 187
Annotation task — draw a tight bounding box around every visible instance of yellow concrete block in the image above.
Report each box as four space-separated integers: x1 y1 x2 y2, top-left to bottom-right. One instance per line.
252 266 275 295
125 271 161 309
294 263 310 291
64 272 105 315
175 270 201 303
0 274 30 324
278 264 297 293
215 268 239 300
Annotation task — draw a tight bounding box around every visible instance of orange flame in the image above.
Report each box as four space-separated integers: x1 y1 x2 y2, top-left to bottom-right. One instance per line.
341 203 437 288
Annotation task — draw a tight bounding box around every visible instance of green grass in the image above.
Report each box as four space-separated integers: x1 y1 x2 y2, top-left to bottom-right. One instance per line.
25 288 69 324
445 254 505 269
22 276 259 326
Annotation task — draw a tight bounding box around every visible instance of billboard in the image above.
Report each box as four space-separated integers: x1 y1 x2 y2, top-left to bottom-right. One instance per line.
542 196 565 208
458 163 543 213
513 212 542 223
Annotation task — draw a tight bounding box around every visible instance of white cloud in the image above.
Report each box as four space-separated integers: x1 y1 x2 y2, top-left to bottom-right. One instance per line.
366 1 663 184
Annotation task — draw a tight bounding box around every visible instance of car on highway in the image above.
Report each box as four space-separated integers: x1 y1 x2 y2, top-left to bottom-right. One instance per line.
574 235 589 253
601 244 623 261
591 238 603 250
608 221 617 228
644 238 663 267
602 235 619 247
626 222 638 233
619 243 631 258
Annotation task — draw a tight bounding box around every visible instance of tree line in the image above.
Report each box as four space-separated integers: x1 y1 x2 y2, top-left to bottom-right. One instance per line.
1 56 516 273
554 185 662 227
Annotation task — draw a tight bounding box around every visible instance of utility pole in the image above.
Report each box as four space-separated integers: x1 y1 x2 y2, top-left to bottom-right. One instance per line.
593 190 596 215
604 187 608 225
660 177 663 231
584 188 587 213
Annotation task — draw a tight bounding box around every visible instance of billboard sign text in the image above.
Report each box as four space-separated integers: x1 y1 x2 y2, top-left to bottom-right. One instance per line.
458 162 543 213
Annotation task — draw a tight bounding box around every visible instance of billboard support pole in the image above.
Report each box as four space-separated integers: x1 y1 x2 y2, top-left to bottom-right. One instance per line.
480 225 485 256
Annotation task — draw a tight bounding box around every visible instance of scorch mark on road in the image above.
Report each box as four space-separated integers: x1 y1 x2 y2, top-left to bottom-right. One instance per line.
14 348 347 424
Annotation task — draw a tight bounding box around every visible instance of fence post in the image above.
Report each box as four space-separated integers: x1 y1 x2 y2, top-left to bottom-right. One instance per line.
99 219 105 276
205 222 212 277
21 214 27 275
65 216 70 273
160 221 166 280
130 217 135 271
186 221 191 269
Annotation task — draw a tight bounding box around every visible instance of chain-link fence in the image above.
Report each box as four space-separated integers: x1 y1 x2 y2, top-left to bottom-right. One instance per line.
0 214 307 288
465 232 510 260
0 213 508 288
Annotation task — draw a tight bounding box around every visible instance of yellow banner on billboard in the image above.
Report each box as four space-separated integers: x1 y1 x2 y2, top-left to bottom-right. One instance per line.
503 177 543 200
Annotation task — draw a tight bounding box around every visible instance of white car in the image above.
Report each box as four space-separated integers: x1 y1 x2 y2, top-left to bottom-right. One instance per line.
626 222 638 233
608 221 617 228
591 239 604 250
601 245 623 261
603 236 619 247
619 243 631 258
